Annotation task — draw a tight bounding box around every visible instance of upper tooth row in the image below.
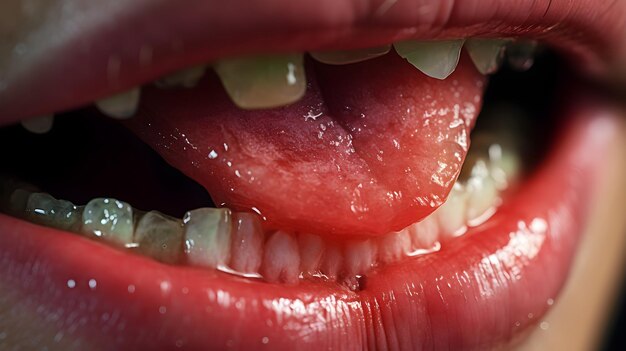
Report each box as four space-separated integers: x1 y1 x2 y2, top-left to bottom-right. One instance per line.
21 39 538 133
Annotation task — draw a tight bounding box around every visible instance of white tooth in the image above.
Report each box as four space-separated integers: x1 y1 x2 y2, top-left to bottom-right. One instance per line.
21 115 54 134
214 54 306 109
506 40 539 71
298 233 325 275
81 198 134 246
25 193 80 231
394 39 465 79
435 182 468 238
183 208 231 269
487 143 521 190
465 160 499 222
320 244 343 279
134 211 183 264
344 239 376 275
310 45 391 65
377 229 412 263
155 66 207 88
408 215 440 251
465 39 510 75
95 88 141 119
260 230 300 284
229 212 264 274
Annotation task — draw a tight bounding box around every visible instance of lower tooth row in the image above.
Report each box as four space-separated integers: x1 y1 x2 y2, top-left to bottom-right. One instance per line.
134 210 183 264
1 135 518 286
26 192 82 232
82 198 135 245
183 208 232 268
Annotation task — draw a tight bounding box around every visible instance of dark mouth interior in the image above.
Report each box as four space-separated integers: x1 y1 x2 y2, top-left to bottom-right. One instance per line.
0 50 561 219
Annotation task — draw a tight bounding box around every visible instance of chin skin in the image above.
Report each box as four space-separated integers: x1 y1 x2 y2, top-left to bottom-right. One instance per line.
512 116 626 351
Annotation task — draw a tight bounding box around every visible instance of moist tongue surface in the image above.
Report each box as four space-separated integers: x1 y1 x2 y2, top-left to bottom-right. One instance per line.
125 52 485 236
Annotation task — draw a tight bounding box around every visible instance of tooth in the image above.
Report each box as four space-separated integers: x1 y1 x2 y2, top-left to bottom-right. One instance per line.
435 183 468 238
95 88 141 119
8 189 33 214
377 229 412 263
320 244 343 279
214 54 306 109
81 198 134 246
344 239 376 275
21 115 54 134
506 40 539 71
229 212 264 274
408 215 440 250
183 208 232 269
298 233 325 275
25 193 81 231
155 66 207 88
465 39 510 75
310 45 391 65
465 160 499 222
486 143 521 190
133 211 183 264
1 179 40 215
260 230 300 284
394 39 465 79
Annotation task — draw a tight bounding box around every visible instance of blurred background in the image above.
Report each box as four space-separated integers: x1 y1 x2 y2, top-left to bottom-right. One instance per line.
604 277 626 350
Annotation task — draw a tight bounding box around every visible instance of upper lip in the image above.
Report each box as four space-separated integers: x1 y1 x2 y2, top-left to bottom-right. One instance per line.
0 1 624 349
0 0 625 123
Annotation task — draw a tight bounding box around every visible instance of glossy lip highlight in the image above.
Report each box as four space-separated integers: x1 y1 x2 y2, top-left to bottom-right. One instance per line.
0 0 625 123
0 94 619 349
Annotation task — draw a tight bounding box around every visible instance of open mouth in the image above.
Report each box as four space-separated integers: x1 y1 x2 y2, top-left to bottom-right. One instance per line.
1 0 625 349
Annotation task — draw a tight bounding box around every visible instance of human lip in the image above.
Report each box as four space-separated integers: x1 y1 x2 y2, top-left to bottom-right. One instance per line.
0 100 620 349
0 0 625 123
1 0 626 350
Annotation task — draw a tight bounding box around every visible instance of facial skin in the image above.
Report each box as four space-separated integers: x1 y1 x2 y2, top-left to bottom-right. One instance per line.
0 1 625 350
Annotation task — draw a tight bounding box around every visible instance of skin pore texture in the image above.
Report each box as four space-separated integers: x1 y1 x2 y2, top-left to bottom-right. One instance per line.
1 0 626 350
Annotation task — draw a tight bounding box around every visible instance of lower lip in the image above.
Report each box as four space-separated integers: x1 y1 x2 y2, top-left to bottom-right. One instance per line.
0 94 619 350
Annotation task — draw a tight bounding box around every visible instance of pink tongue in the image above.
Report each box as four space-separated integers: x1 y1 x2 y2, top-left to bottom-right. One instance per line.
126 52 485 237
